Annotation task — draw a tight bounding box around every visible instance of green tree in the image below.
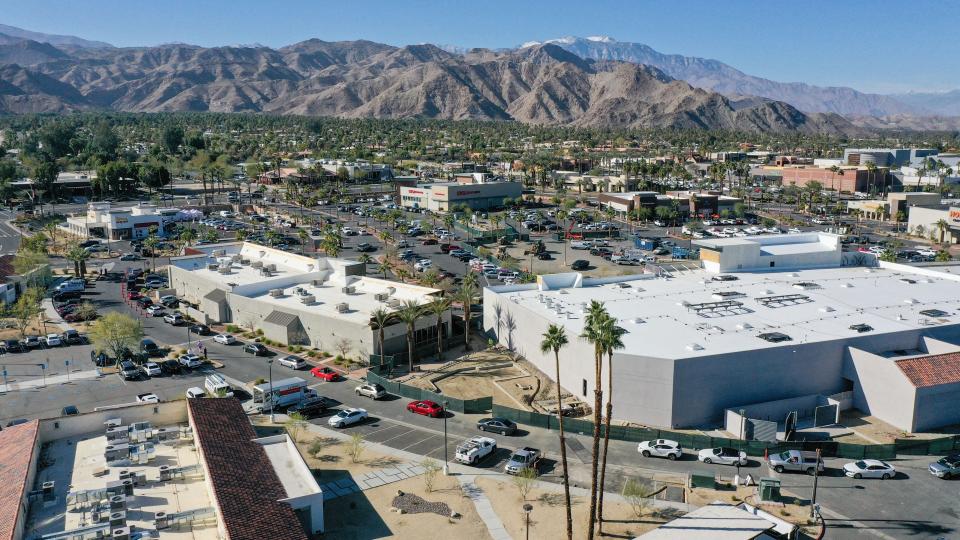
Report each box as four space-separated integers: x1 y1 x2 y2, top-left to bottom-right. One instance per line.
143 235 161 272
596 315 627 533
13 249 50 287
65 245 91 277
162 125 185 154
396 299 424 373
456 275 478 350
369 307 396 359
540 324 573 540
427 297 451 361
89 312 144 364
7 288 41 339
30 157 60 216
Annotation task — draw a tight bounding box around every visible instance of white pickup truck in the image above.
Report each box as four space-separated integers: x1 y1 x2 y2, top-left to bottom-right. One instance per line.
137 393 160 404
455 436 498 465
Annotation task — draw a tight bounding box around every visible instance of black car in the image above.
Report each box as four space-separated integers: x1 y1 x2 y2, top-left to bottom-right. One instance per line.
286 396 332 417
61 405 80 416
140 338 161 356
62 330 84 345
3 339 23 353
161 359 183 375
571 259 590 271
477 417 518 435
78 240 101 248
52 291 81 302
537 252 552 260
189 324 211 335
244 343 269 356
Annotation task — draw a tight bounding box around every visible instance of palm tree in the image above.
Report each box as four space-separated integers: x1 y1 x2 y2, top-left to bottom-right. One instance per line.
428 298 451 361
456 276 478 350
179 228 197 248
540 324 573 540
580 300 609 540
936 219 949 245
596 315 627 533
65 245 90 277
369 307 396 360
396 299 424 373
143 235 161 272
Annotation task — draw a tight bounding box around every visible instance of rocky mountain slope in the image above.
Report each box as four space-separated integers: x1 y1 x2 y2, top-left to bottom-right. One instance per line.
526 36 920 117
0 23 113 49
0 34 858 133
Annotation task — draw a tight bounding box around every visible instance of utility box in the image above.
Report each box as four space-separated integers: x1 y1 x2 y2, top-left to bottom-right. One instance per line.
689 473 716 490
759 477 781 502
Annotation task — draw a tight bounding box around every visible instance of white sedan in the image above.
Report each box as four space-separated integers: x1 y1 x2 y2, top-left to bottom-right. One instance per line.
843 459 896 479
214 334 237 345
698 447 747 466
327 408 368 428
178 354 203 369
145 305 165 317
141 362 162 377
637 439 682 460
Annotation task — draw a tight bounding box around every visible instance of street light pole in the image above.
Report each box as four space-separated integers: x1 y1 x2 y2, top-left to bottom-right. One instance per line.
267 359 275 423
523 503 533 540
810 448 822 518
737 408 745 479
442 400 449 475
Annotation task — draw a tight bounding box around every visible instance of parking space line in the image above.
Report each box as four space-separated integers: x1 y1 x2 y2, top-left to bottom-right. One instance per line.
376 427 421 445
360 423 411 439
399 434 440 452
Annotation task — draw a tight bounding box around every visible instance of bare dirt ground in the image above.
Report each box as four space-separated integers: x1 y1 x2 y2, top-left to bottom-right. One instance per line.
291 432 490 540
475 476 667 539
840 409 960 442
686 481 819 537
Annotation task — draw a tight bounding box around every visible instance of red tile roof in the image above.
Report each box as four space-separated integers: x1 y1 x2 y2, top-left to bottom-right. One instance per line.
0 420 39 540
188 399 310 540
896 352 960 388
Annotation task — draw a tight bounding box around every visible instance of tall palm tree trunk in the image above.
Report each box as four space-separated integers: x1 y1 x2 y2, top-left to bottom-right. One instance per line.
587 348 603 540
597 350 614 532
554 350 573 540
407 327 415 373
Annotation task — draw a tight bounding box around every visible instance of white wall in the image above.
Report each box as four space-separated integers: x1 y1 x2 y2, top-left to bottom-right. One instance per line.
38 400 188 443
848 348 916 432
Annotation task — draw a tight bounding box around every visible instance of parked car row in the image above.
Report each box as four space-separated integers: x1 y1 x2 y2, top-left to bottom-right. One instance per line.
2 329 86 353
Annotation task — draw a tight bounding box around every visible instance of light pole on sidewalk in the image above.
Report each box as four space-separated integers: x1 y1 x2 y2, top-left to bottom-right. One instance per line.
442 400 449 475
267 359 275 423
523 503 533 540
810 448 822 518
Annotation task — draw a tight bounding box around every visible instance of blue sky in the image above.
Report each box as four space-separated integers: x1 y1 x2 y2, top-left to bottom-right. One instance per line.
3 0 959 94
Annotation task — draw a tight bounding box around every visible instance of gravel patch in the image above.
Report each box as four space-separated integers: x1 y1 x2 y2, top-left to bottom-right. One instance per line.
392 492 452 517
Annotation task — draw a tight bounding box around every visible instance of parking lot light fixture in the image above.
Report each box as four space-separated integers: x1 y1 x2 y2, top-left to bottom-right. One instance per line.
443 400 449 475
267 359 275 423
523 503 533 540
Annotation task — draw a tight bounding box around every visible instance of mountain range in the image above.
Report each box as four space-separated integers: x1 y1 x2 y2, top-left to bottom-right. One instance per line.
0 29 857 134
0 24 955 132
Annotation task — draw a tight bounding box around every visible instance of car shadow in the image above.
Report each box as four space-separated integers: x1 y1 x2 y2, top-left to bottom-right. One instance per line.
378 393 402 402
472 448 513 469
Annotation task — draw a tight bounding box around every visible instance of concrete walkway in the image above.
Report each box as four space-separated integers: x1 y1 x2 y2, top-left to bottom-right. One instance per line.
42 298 73 332
456 475 512 540
0 367 101 393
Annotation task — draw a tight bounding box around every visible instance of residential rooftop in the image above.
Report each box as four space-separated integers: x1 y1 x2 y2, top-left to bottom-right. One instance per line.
0 421 39 540
489 264 960 359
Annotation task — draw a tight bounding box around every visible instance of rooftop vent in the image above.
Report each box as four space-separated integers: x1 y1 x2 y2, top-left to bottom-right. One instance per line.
736 322 753 330
841 282 853 288
630 317 644 324
759 332 792 343
269 289 284 297
387 286 396 295
755 294 812 308
299 295 315 304
212 250 226 257
899 278 917 284
266 264 276 272
217 266 231 275
374 292 390 302
260 268 272 277
387 298 402 308
312 278 326 286
818 306 835 312
793 282 820 290
336 302 349 313
920 309 948 317
251 261 263 269
342 286 356 294
685 343 704 351
904 298 919 305
616 282 632 289
849 323 873 333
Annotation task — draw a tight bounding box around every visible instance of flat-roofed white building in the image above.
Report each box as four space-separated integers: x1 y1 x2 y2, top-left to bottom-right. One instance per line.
484 259 960 429
64 202 183 240
169 242 448 360
694 232 843 273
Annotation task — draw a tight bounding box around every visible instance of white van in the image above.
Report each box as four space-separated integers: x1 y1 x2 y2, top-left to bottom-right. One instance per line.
56 279 85 293
204 374 234 397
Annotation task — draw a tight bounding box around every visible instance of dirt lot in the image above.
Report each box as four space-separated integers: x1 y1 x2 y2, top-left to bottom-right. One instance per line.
290 431 489 540
474 476 668 539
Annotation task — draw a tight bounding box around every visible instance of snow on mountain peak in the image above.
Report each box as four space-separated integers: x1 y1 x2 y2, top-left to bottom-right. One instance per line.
519 40 541 48
585 36 615 43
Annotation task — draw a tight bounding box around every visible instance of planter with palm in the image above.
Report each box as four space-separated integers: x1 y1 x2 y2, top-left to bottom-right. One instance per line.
540 324 573 540
427 297 451 361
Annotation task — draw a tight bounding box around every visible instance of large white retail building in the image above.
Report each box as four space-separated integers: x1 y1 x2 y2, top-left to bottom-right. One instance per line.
484 233 960 432
64 202 185 240
168 242 448 360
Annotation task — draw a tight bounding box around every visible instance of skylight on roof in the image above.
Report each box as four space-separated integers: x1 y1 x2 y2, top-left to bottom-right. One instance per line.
758 332 792 343
755 294 812 308
920 309 949 318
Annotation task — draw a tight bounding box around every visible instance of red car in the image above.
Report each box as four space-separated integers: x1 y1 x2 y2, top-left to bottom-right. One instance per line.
407 400 444 418
310 366 340 381
126 291 141 300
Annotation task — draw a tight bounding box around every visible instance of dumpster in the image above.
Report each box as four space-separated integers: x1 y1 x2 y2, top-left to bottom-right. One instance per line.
758 477 781 502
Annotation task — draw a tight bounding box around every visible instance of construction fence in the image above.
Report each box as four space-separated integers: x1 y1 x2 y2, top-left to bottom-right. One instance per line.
488 404 960 460
363 366 960 458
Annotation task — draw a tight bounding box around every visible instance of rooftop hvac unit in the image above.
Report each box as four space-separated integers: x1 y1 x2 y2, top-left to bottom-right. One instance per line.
374 292 390 302
266 263 277 271
104 418 121 428
112 526 130 540
231 254 241 262
336 302 349 313
269 289 284 297
217 266 231 274
251 261 263 269
206 263 218 271
342 286 356 294
212 250 226 257
240 258 250 265
109 495 126 511
312 278 326 286
109 511 127 527
387 298 402 308
105 426 127 442
386 286 396 295
260 268 272 277
299 295 315 304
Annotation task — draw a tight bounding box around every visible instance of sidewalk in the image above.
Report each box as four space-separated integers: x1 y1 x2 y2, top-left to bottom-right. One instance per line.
42 298 73 332
0 367 101 393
